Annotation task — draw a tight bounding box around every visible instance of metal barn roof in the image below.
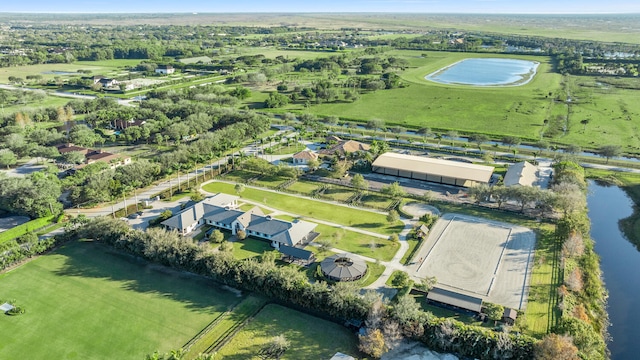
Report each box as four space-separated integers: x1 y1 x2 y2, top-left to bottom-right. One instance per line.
372 153 494 183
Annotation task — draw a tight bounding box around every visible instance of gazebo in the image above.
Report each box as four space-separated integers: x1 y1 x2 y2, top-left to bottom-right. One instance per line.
321 254 367 282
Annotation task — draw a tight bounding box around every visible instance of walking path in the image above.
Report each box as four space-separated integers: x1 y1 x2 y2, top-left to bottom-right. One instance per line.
201 179 419 295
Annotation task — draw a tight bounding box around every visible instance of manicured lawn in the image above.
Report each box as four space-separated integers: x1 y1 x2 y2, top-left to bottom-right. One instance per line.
524 226 562 337
0 63 107 83
216 304 359 359
385 270 406 287
185 296 267 359
323 187 356 202
0 240 239 360
2 95 69 114
361 193 394 210
232 238 275 259
253 175 288 188
285 180 319 194
314 223 399 261
358 261 386 287
202 181 404 236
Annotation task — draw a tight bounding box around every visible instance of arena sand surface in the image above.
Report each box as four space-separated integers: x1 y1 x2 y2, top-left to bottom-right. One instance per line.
416 213 536 310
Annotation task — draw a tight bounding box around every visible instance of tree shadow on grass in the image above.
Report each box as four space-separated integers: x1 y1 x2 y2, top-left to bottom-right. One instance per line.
53 240 240 313
353 222 385 229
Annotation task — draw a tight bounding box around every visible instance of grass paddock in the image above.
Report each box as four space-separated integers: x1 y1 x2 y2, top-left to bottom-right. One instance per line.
216 304 359 359
0 240 239 360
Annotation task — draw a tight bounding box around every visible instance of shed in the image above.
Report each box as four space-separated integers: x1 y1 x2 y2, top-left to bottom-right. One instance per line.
502 307 518 325
279 245 315 265
372 152 494 187
426 287 483 313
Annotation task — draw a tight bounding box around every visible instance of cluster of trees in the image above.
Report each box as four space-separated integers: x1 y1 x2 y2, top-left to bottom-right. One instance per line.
0 232 60 271
549 162 608 360
468 184 554 214
241 157 299 179
77 217 372 321
75 217 537 359
0 171 62 218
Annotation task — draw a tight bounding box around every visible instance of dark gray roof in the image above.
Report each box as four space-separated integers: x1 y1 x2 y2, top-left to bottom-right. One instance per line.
427 287 483 313
247 216 291 235
236 206 264 227
161 202 205 231
279 245 315 260
203 208 243 225
321 254 367 281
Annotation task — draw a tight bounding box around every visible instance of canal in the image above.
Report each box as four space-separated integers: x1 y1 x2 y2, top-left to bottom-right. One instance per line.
588 181 640 360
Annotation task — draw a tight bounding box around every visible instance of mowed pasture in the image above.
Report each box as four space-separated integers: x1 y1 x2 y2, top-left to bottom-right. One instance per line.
202 181 404 236
216 304 359 359
0 63 109 83
0 240 239 360
305 50 640 151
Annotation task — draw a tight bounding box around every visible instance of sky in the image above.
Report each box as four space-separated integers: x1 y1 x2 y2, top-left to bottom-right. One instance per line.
1 0 639 14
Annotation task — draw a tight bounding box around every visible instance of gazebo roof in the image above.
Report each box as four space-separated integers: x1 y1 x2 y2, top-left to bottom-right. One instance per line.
321 254 367 281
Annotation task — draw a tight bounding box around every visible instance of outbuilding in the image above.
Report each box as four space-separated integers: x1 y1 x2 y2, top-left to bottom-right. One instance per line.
371 152 494 187
426 287 483 313
503 161 538 187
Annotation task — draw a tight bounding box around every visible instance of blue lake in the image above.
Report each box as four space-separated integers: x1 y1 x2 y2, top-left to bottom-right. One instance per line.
425 58 539 86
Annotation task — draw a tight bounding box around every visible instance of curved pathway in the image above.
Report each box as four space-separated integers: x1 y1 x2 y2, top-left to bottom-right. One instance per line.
201 179 418 295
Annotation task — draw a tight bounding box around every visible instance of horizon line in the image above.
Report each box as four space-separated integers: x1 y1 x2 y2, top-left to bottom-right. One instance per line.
1 11 639 15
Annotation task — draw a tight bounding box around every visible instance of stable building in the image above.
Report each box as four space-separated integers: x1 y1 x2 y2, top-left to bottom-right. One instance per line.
427 287 483 313
503 161 538 187
371 152 494 187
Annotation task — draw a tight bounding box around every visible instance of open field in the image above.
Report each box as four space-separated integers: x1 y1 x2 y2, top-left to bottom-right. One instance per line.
216 304 359 359
0 240 239 360
0 63 108 83
417 213 536 310
269 49 640 152
202 181 404 236
31 14 639 44
313 223 399 261
1 94 70 114
524 226 562 337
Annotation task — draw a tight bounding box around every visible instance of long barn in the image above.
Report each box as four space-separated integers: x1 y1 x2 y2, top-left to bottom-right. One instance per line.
371 152 494 187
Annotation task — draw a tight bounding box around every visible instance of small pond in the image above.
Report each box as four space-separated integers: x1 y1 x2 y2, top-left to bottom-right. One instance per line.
425 58 539 86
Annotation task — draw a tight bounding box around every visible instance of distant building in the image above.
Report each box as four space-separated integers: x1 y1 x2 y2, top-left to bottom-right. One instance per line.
291 150 318 165
111 119 146 130
372 152 494 187
98 78 118 88
155 65 175 75
320 139 370 157
55 143 131 169
503 161 538 187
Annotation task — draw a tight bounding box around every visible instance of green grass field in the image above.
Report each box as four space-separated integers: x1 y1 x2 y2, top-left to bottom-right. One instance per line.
203 182 404 236
259 49 640 152
1 95 70 114
216 304 359 359
0 63 107 83
0 240 239 360
314 223 398 261
524 226 562 337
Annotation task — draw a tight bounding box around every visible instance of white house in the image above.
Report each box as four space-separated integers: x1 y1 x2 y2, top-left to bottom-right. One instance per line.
155 65 175 75
292 150 318 165
162 193 317 247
